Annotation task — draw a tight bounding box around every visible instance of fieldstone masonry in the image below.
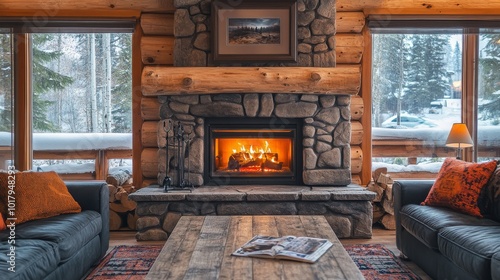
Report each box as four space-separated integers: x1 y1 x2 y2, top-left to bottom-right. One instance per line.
132 0 376 241
157 93 352 186
173 0 336 67
130 185 376 240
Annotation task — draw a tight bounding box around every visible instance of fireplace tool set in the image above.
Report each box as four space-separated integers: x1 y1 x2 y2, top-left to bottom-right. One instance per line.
162 120 194 192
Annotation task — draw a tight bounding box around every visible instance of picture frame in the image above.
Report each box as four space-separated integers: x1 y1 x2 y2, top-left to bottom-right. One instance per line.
212 0 297 63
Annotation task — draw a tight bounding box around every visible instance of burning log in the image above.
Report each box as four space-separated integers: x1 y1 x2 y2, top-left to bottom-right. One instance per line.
227 152 280 171
261 159 283 171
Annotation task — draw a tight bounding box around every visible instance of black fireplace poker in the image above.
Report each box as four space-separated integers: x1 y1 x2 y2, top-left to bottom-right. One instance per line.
162 120 193 192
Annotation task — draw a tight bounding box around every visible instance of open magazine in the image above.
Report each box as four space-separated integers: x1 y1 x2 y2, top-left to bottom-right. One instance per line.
232 235 333 263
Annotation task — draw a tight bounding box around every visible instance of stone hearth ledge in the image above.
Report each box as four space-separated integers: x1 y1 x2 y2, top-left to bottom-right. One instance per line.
129 185 376 241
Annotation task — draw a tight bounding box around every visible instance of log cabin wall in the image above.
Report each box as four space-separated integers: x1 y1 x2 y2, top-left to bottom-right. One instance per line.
4 1 500 188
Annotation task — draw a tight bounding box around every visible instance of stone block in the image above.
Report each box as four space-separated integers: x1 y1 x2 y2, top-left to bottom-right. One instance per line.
190 102 244 117
324 214 352 238
217 202 297 215
319 96 335 108
136 216 160 230
243 94 259 117
300 95 318 102
136 228 168 241
136 202 169 216
303 169 351 186
334 121 351 146
170 95 199 105
311 18 335 35
258 94 274 117
275 102 317 118
174 9 195 37
304 148 318 170
301 191 331 201
162 212 182 233
318 148 341 168
297 202 328 214
315 107 340 125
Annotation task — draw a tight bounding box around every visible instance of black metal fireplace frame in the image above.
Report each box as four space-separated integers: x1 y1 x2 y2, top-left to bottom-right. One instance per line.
204 117 303 185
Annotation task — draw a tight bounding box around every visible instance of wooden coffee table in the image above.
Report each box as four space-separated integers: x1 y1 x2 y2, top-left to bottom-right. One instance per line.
146 215 363 280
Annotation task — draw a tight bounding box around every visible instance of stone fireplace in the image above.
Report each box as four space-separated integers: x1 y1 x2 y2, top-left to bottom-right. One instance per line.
157 93 352 187
129 0 374 241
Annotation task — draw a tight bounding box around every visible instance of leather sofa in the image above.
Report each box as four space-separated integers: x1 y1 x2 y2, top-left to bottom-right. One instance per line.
394 179 500 280
0 181 109 280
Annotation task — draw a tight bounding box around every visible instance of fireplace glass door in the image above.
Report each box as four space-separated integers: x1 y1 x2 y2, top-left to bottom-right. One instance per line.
205 118 301 185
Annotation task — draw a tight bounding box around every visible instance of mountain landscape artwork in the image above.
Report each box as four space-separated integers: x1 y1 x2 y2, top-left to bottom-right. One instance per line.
228 18 280 45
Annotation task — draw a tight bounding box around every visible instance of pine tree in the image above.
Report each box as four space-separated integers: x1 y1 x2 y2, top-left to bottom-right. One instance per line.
32 34 73 132
372 34 406 126
0 34 12 132
404 34 450 114
478 33 500 120
110 33 132 133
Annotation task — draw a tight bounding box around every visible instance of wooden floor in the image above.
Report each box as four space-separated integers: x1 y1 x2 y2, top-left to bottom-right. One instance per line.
109 225 431 279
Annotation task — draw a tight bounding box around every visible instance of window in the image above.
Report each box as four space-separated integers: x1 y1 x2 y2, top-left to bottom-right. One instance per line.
0 30 13 170
1 17 135 179
370 21 500 177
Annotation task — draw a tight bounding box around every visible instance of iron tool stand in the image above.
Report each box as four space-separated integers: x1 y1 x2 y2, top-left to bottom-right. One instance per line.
162 120 193 192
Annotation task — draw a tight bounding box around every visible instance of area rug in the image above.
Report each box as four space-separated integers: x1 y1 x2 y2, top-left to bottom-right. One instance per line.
85 244 421 279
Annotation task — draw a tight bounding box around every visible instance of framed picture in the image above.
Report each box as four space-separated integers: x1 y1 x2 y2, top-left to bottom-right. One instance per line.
212 0 297 63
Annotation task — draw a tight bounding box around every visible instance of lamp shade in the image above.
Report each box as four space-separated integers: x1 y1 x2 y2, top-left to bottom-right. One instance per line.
445 123 473 148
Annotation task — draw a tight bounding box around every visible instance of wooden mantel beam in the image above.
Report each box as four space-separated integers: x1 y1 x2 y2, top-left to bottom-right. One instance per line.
141 66 361 96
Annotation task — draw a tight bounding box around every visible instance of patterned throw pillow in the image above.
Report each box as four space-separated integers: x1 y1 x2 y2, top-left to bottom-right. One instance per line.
0 213 5 231
422 158 498 217
0 171 81 224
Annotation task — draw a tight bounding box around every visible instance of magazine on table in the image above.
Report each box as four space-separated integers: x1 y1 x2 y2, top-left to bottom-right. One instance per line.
231 235 333 263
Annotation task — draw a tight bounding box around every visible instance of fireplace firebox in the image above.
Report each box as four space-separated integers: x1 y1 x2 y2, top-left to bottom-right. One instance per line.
204 118 302 185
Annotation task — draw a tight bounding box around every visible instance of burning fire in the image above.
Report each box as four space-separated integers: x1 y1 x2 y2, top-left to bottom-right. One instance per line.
232 141 277 162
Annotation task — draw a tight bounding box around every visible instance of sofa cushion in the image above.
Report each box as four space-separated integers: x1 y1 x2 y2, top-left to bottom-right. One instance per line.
492 252 500 280
481 165 500 222
0 210 102 262
422 158 498 217
400 204 499 249
0 239 60 280
438 226 500 280
0 171 81 224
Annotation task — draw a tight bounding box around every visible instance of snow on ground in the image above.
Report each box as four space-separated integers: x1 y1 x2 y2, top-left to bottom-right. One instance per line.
0 132 132 150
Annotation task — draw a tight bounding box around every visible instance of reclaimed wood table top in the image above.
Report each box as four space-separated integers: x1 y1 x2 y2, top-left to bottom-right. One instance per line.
146 215 363 280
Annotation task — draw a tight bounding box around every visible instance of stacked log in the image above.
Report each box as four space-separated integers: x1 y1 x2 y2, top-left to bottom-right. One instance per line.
107 170 138 230
366 167 395 230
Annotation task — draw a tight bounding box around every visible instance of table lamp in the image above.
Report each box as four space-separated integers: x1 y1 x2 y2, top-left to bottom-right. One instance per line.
445 123 473 160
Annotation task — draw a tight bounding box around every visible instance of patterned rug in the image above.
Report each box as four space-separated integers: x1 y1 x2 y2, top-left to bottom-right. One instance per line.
85 244 421 279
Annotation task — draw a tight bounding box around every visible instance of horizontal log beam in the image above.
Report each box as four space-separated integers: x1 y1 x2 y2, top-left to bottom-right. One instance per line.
350 95 364 121
141 36 174 65
336 34 364 64
142 66 361 96
0 0 175 12
337 0 500 12
141 13 174 36
141 148 159 178
336 12 365 33
141 97 161 120
141 121 160 148
351 121 363 145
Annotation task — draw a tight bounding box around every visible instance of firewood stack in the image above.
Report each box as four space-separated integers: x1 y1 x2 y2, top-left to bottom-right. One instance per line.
366 167 395 230
107 170 138 231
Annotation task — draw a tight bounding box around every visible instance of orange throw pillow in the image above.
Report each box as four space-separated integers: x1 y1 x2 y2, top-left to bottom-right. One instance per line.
422 158 498 217
0 171 81 224
0 213 6 231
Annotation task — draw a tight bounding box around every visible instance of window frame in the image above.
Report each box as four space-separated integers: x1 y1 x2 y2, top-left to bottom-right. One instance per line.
365 17 500 184
1 12 138 173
